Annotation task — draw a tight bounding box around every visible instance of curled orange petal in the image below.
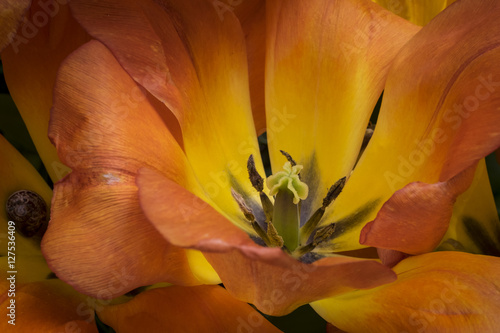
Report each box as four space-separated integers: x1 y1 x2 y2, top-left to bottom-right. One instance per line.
42 40 200 298
70 0 265 230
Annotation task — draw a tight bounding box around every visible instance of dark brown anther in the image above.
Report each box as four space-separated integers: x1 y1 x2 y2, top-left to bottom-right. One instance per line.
231 188 272 245
247 155 264 192
292 223 335 259
280 150 296 166
312 223 336 246
231 189 256 222
299 176 346 245
266 222 284 248
246 155 274 220
322 177 346 208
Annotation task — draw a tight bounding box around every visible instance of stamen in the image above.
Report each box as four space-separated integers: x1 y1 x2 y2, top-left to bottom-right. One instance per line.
266 222 284 248
292 224 336 258
231 188 256 222
247 155 264 192
312 223 336 247
279 150 297 166
231 188 274 246
355 123 375 166
247 155 274 221
322 177 346 207
300 177 346 244
292 243 316 258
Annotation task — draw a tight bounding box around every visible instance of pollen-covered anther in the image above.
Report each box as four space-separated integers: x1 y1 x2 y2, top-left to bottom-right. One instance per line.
231 188 275 246
292 224 336 259
231 188 256 222
300 176 346 245
322 177 346 208
279 150 297 166
312 223 336 247
246 155 274 221
247 155 264 192
266 162 308 204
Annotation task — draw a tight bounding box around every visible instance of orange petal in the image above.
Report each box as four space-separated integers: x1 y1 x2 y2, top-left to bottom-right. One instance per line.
376 248 410 268
69 0 265 227
42 40 200 298
2 1 90 182
265 0 419 222
137 168 396 316
324 0 500 251
0 276 98 332
360 163 477 254
311 251 500 332
99 285 281 333
0 0 30 51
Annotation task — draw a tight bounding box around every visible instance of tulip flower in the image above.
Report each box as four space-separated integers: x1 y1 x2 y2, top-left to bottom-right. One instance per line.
3 0 500 332
37 0 418 314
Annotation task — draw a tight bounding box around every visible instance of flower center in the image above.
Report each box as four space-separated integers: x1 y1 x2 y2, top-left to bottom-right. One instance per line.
233 152 346 259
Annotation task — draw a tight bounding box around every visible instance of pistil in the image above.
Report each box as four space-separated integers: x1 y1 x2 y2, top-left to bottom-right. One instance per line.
272 189 300 251
266 161 308 251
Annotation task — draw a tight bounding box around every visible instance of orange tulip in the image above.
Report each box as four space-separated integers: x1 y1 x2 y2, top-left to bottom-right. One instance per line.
3 0 500 331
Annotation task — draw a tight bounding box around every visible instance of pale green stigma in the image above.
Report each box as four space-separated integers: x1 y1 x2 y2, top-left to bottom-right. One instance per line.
266 162 309 204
